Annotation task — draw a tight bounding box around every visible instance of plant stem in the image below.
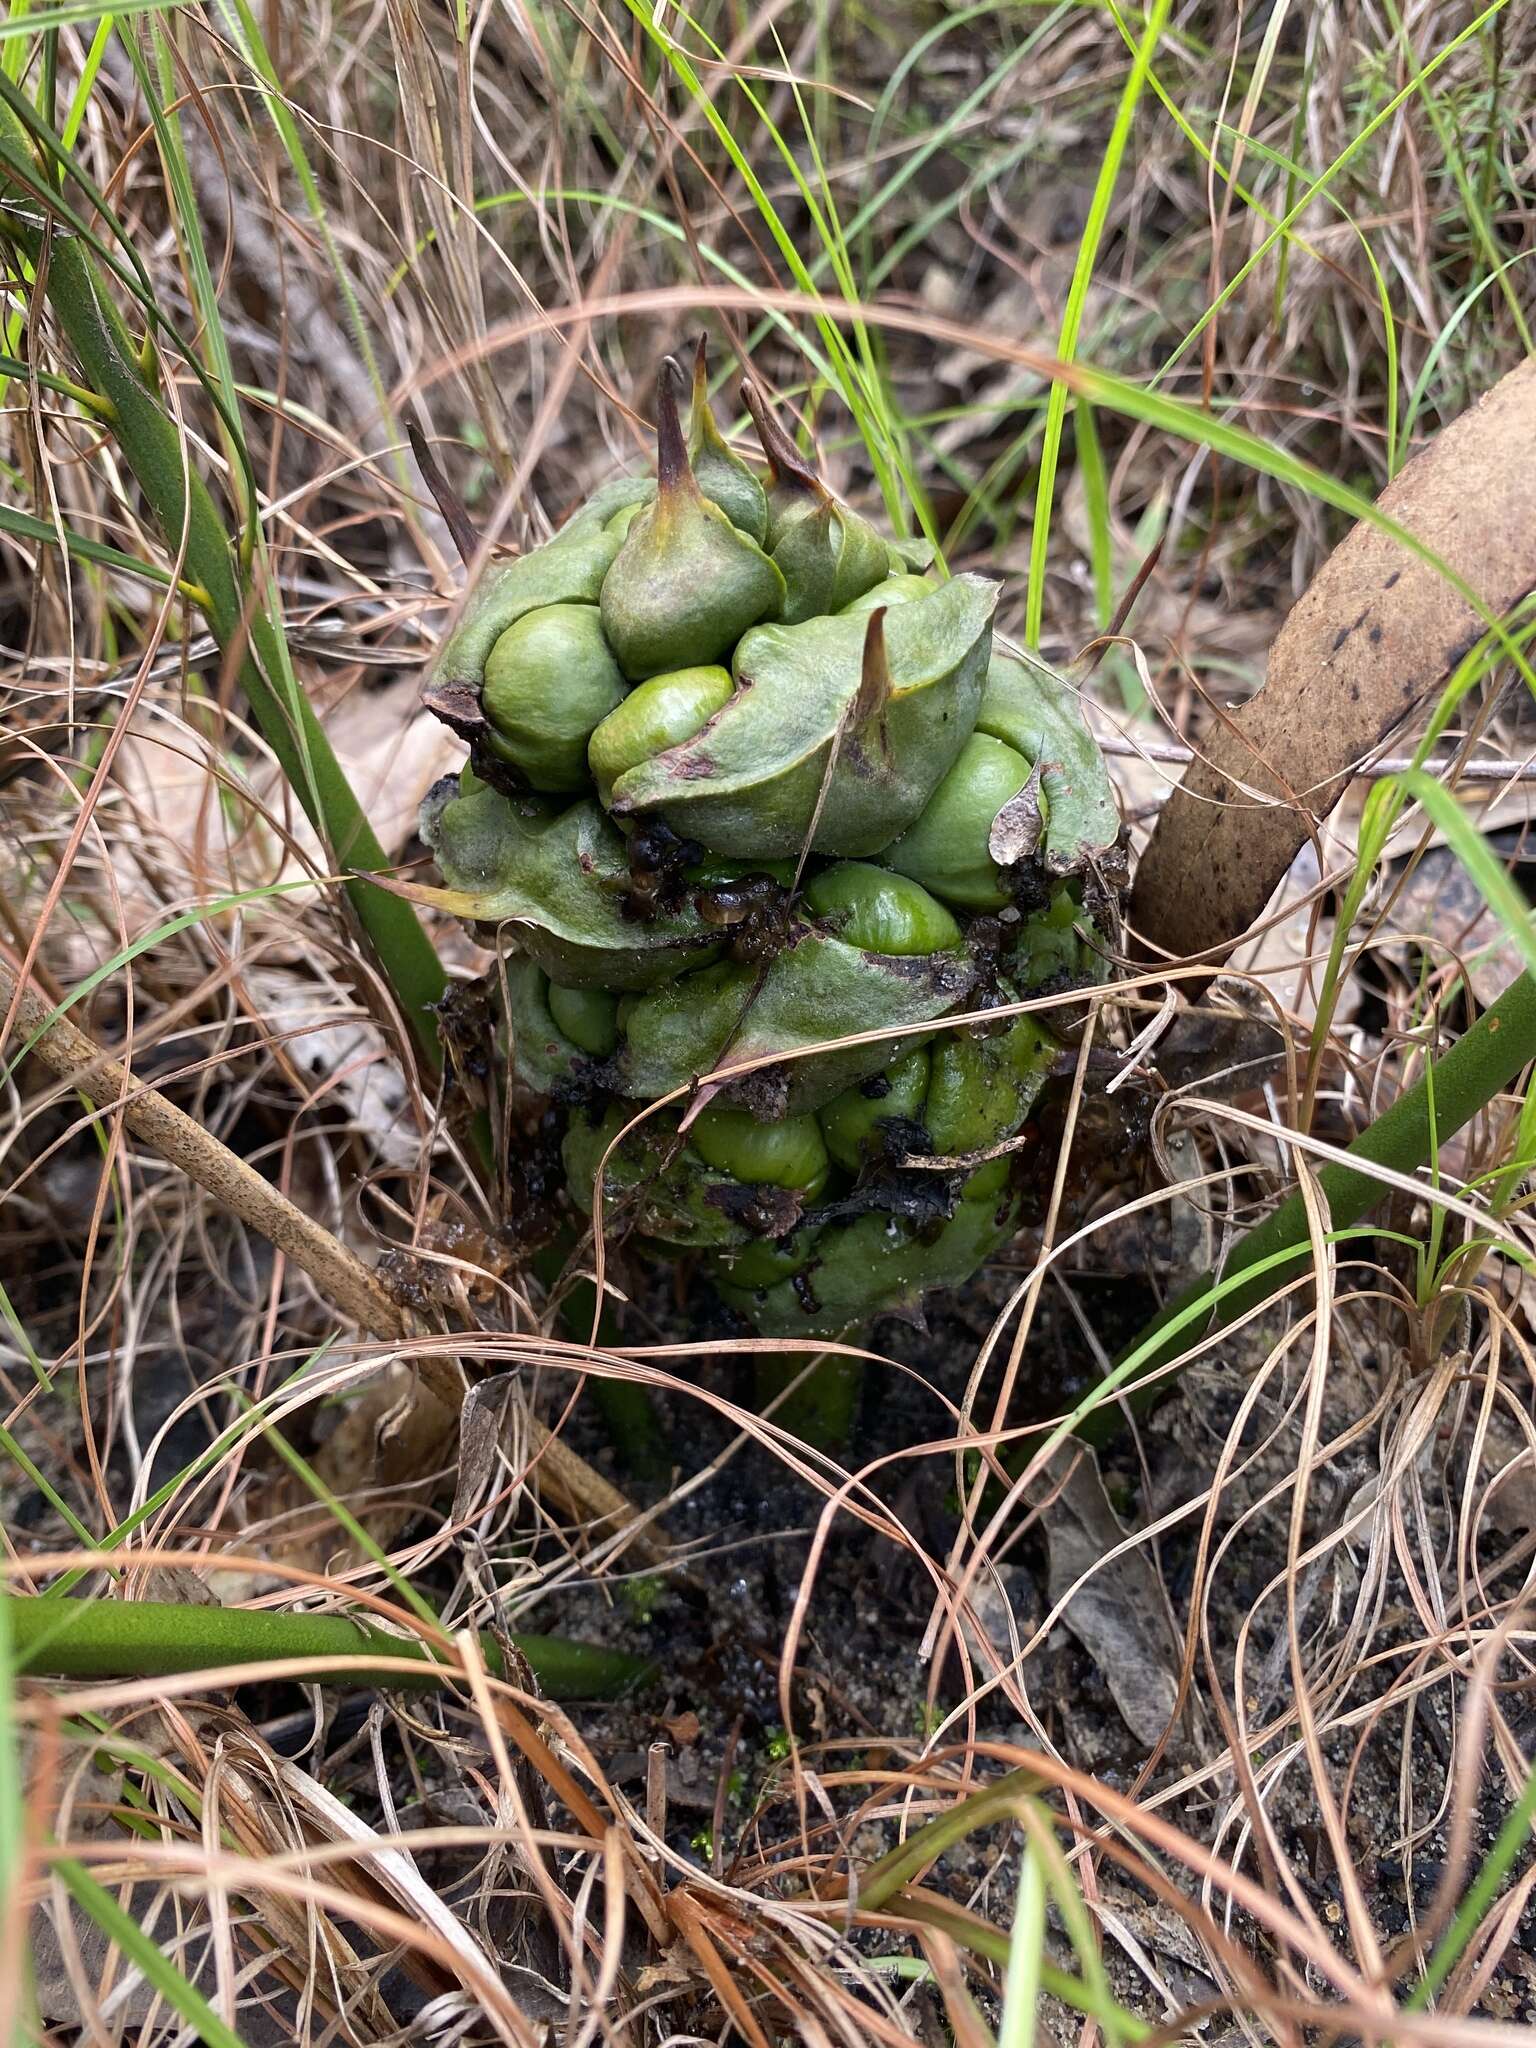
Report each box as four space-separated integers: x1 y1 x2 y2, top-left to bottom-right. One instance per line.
0 113 446 1072
1 1594 653 1699
854 1768 1039 1911
754 1352 864 1451
1093 969 1536 1440
534 1243 671 1483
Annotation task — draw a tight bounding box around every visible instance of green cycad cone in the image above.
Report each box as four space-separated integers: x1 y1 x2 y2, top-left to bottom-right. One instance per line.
415 339 1120 1366
599 360 784 680
687 335 769 544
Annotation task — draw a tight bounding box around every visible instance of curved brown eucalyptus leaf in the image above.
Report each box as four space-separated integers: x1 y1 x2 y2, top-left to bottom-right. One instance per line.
1131 356 1536 969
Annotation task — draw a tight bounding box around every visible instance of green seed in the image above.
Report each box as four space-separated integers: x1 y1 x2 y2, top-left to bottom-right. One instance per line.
689 1104 830 1197
506 961 586 1094
421 491 639 717
482 602 626 791
1011 886 1085 988
547 982 620 1057
818 1046 931 1172
606 574 997 861
925 1015 1055 1201
588 665 734 804
882 731 1034 909
563 1105 747 1249
886 535 937 574
803 863 963 956
837 572 936 617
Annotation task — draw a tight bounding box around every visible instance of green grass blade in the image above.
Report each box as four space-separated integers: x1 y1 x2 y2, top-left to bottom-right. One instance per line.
0 498 176 589
1304 605 1536 1092
1397 251 1536 464
1056 360 1534 692
58 11 112 150
623 0 917 532
0 1282 52 1393
234 1386 443 1635
999 1828 1047 2046
0 1606 26 2048
53 1856 250 2048
0 1429 93 1546
0 107 448 1066
1390 771 1536 982
1382 0 1531 353
1407 1751 1536 2008
3 880 322 1085
1153 0 1511 384
0 0 186 39
125 21 252 539
1025 0 1173 647
42 1353 335 1600
1025 1810 1137 2048
1100 972 1536 1439
210 0 400 466
1072 397 1115 629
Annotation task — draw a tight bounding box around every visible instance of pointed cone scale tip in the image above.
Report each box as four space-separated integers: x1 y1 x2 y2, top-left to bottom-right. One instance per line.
688 333 721 443
655 355 697 502
740 378 823 495
407 421 481 567
853 605 891 726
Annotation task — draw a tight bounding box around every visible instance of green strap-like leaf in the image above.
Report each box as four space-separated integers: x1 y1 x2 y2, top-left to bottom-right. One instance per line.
0 497 173 588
